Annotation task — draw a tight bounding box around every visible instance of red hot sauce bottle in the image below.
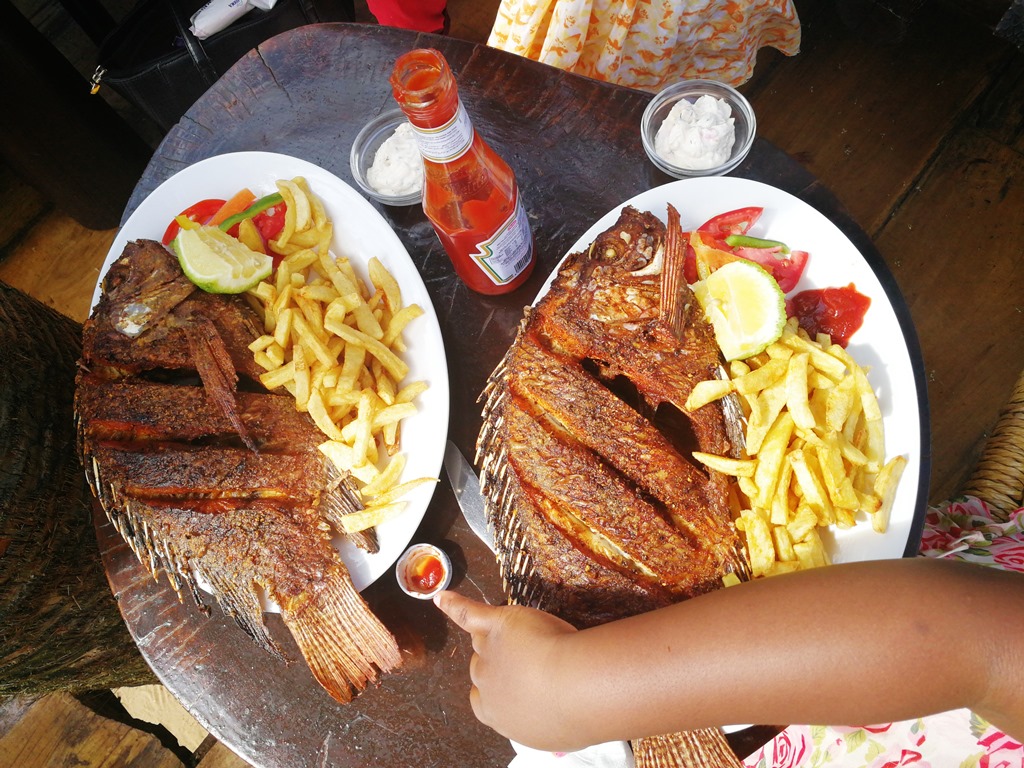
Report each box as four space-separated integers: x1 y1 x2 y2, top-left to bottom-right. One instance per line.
390 48 535 295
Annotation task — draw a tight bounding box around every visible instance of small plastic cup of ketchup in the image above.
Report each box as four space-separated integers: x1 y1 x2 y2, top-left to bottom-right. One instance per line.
396 543 452 599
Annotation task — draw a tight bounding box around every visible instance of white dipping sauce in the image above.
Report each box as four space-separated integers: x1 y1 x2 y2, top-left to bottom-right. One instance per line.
367 122 423 197
654 94 736 170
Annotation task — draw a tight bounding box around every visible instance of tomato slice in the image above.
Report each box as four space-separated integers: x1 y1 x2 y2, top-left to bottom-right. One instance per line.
698 206 763 238
772 249 808 293
161 198 226 245
252 203 287 241
732 247 809 293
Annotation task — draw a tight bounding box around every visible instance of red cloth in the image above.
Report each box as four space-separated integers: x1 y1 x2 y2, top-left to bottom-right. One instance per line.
366 0 448 33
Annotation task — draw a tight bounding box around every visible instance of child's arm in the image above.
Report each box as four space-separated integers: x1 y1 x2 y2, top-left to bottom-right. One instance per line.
435 557 1024 752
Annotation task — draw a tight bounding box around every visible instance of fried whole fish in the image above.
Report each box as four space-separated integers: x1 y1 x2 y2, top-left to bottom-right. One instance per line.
75 239 401 703
477 205 748 765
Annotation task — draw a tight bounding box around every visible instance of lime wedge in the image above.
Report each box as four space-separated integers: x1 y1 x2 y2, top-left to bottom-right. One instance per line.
693 259 786 361
172 225 272 294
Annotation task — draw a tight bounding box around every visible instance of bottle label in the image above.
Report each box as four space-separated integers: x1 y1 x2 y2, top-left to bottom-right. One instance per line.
471 192 533 286
410 98 475 163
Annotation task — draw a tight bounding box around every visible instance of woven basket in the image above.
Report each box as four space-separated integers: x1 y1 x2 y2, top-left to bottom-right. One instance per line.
960 367 1024 517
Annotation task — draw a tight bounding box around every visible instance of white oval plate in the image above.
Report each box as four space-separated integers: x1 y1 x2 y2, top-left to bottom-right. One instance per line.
95 151 450 607
553 176 926 567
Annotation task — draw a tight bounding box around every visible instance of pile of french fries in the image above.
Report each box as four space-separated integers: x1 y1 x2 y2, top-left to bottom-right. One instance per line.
686 317 906 579
244 177 433 535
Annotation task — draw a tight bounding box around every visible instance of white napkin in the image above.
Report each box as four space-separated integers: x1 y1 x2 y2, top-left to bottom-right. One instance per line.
509 739 634 768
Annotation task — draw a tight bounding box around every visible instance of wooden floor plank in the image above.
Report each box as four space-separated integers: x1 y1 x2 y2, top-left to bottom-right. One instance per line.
878 124 1024 502
0 165 49 254
748 2 1012 235
197 740 257 768
0 209 113 323
971 52 1024 155
0 693 184 768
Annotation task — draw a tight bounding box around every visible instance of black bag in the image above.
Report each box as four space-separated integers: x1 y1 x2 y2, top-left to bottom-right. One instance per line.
93 0 354 132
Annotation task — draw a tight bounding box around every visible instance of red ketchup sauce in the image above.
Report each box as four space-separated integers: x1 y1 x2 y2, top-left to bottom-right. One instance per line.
409 555 445 593
787 283 871 347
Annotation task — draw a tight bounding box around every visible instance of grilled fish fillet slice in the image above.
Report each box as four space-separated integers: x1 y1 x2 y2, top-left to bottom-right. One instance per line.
77 379 320 452
77 377 368 537
505 404 723 593
505 334 734 553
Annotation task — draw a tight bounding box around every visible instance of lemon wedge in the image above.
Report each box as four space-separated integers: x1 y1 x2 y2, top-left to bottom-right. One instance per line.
172 225 272 294
693 259 786 361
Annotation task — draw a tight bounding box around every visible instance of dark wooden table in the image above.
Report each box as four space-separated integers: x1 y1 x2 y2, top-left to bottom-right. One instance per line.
97 22 928 768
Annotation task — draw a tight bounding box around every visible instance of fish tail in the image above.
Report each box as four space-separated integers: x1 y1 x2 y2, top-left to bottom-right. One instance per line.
632 729 744 768
281 568 402 703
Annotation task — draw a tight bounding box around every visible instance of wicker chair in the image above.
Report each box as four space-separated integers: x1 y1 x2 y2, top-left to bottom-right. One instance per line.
0 283 155 698
960 366 1024 518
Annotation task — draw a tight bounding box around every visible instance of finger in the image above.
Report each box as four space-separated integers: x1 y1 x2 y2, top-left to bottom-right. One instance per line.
433 590 499 635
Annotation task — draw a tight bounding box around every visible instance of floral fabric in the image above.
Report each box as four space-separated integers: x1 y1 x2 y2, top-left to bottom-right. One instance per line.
486 0 801 91
742 496 1024 768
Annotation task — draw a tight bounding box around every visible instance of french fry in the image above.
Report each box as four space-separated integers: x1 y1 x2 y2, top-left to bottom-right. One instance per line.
685 379 734 411
793 529 830 569
317 441 379 484
754 411 795 510
360 453 406 498
733 357 787 395
339 502 408 534
366 476 437 507
368 256 402 310
307 388 344 441
737 509 775 578
692 452 756 477
382 304 425 348
872 455 907 533
324 321 410 381
772 525 797 562
785 352 816 430
292 341 310 411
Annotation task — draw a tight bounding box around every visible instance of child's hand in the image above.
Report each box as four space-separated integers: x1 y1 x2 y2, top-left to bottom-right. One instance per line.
433 590 582 750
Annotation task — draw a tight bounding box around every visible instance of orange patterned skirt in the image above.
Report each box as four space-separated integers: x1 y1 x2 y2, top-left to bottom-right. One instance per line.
487 0 801 91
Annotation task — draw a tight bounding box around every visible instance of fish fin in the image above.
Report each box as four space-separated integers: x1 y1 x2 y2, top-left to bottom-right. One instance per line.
478 420 543 609
632 729 744 768
184 316 257 452
660 205 689 341
280 567 402 704
93 472 218 619
202 568 285 658
717 364 748 460
319 458 379 553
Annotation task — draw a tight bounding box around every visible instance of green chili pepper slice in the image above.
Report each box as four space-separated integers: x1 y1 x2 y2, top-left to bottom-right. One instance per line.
725 234 791 254
218 192 284 232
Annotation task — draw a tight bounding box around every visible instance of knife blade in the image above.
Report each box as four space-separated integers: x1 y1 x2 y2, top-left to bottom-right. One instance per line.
443 440 496 552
